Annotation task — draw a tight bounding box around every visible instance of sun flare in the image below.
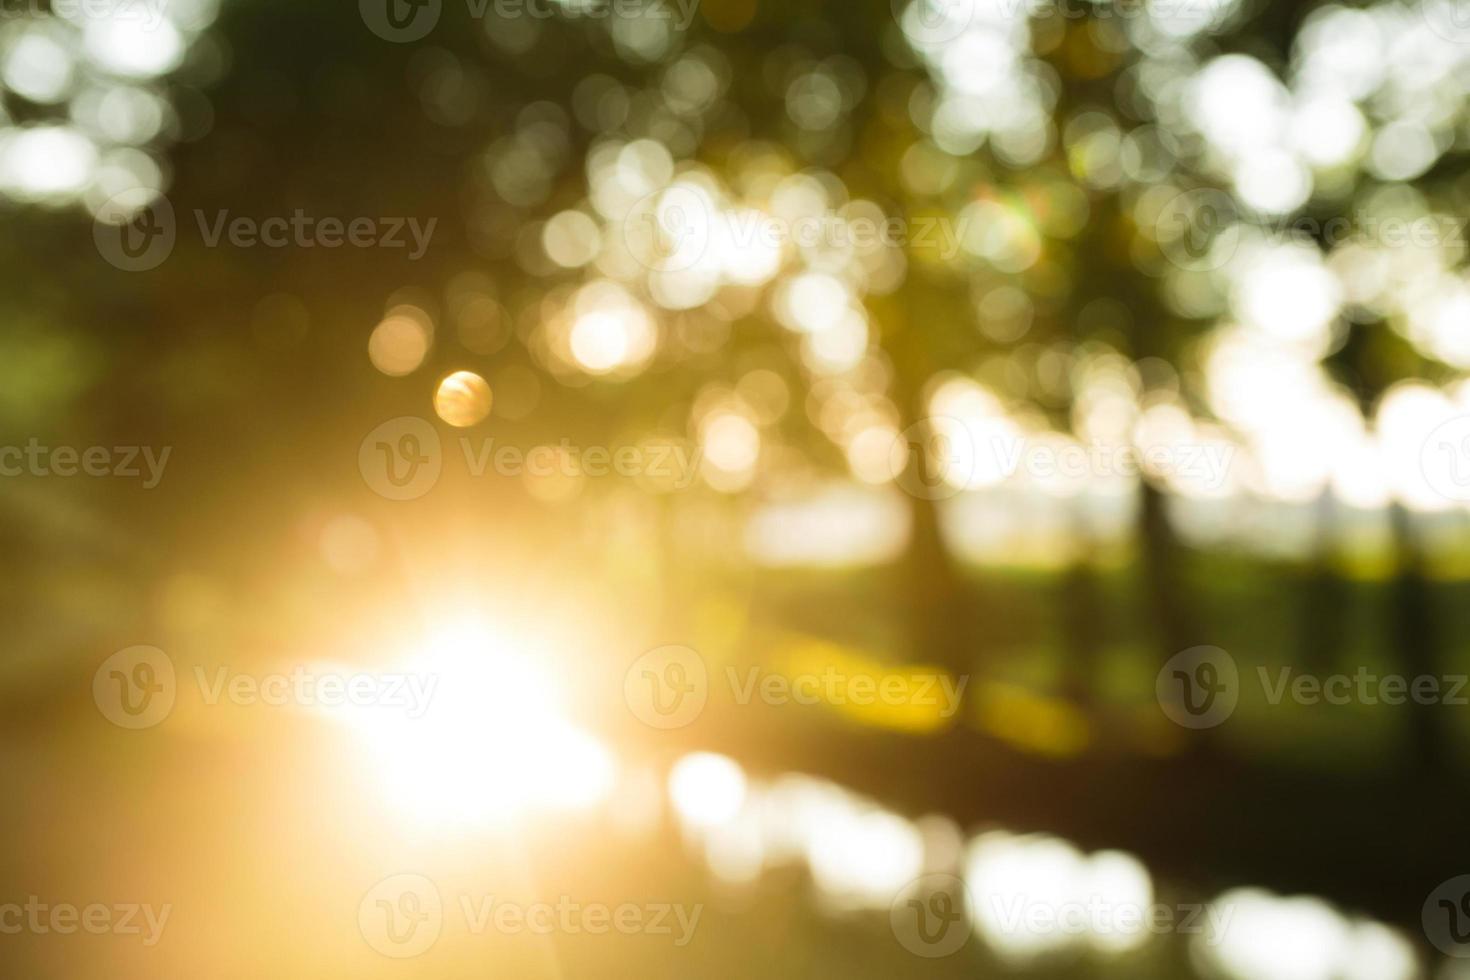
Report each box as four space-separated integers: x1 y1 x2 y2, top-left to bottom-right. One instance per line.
332 615 616 829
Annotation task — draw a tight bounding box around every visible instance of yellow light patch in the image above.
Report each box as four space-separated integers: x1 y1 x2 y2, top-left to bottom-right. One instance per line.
773 636 965 735
973 681 1091 758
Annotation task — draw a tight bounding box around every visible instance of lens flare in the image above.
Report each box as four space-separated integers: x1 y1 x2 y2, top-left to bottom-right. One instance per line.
332 615 615 830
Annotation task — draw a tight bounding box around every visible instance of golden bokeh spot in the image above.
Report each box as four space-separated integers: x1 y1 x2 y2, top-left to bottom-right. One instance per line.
433 370 493 427
368 308 432 376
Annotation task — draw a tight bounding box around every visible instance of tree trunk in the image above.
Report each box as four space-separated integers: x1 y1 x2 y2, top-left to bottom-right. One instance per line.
1300 487 1344 672
885 318 976 676
1060 516 1104 708
896 425 974 675
1388 502 1443 772
1138 480 1196 659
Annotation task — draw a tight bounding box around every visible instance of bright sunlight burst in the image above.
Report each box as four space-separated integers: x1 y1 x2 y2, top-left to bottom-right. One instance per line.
330 615 616 830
